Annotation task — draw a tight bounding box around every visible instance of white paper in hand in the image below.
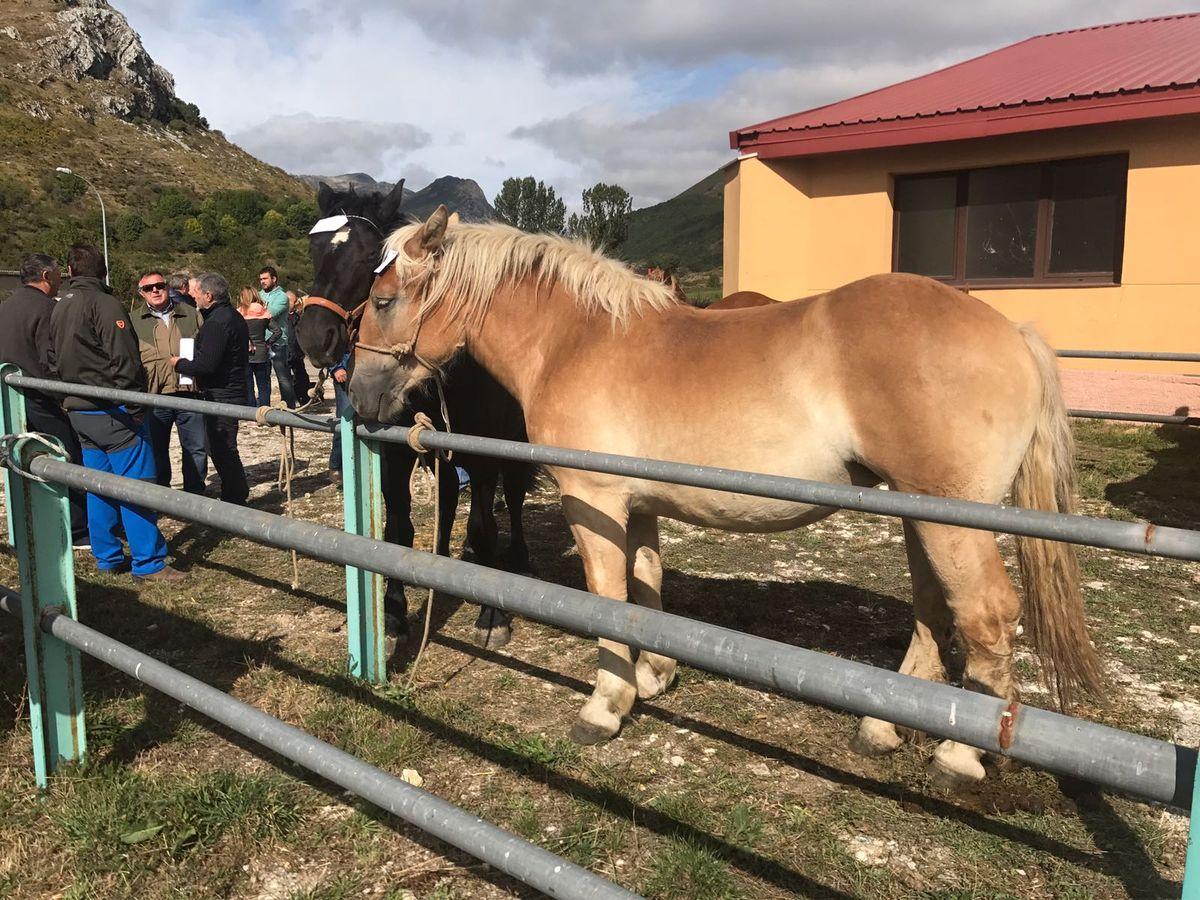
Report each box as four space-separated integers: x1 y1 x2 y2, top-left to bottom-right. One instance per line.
177 337 194 387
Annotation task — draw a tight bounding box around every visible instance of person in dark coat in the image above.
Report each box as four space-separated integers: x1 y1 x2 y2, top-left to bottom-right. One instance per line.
286 291 313 404
0 253 89 546
173 273 249 505
48 244 182 583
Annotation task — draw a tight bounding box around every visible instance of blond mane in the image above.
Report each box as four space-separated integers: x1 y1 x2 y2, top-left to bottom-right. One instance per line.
382 219 681 326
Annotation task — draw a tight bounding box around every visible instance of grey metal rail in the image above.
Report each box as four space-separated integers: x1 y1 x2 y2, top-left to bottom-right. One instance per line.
1057 350 1200 363
355 423 1200 562
0 586 638 900
1069 408 1200 426
4 374 335 433
12 455 1194 811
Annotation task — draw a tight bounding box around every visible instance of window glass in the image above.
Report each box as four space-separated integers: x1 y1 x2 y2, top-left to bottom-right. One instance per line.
964 165 1039 279
894 175 957 278
1048 157 1123 275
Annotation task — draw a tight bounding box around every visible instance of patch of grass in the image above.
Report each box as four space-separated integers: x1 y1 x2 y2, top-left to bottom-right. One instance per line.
494 729 582 770
52 767 303 881
642 837 742 899
723 803 763 850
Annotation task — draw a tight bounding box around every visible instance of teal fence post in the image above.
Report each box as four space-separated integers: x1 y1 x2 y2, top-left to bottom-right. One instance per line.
340 402 386 682
0 364 86 786
1184 749 1200 898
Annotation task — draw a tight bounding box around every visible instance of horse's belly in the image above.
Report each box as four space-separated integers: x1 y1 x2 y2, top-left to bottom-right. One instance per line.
636 488 837 533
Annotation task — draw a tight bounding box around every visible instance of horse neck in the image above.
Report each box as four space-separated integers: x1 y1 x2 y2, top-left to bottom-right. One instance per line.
463 277 604 407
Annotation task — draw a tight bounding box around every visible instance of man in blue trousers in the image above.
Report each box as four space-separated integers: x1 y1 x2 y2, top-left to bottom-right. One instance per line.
48 244 185 584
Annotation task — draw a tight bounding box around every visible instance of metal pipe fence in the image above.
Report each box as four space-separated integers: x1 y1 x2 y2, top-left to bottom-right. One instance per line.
11 454 1197 812
0 588 638 900
1057 350 1200 363
6 374 1200 562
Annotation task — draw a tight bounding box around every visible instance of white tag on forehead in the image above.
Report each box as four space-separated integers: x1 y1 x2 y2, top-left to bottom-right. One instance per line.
374 248 398 274
309 214 349 235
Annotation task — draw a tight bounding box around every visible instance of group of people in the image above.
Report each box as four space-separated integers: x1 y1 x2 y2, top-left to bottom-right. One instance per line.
0 244 319 583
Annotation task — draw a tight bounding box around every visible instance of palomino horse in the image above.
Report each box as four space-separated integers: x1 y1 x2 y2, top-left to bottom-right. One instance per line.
297 183 534 648
349 205 1101 789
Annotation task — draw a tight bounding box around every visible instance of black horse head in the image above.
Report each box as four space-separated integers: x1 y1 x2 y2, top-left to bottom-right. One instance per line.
297 178 407 368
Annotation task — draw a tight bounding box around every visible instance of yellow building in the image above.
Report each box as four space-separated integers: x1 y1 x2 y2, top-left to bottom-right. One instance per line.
725 14 1200 372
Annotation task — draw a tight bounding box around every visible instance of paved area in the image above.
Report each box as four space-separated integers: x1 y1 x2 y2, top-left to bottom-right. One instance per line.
1060 370 1200 417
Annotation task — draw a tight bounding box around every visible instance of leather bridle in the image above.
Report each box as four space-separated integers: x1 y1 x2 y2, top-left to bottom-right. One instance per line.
300 212 385 351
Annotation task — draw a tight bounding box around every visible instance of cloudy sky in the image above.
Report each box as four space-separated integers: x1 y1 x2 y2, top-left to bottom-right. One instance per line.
120 0 1185 207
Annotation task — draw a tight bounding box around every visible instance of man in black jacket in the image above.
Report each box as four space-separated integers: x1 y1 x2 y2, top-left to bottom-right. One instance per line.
49 244 183 583
0 253 88 546
173 272 249 505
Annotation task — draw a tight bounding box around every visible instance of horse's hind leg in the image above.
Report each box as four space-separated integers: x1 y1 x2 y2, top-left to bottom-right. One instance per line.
854 520 953 756
465 466 512 649
913 520 1021 789
627 514 675 699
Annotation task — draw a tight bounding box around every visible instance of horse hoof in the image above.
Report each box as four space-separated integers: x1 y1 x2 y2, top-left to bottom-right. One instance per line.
927 742 987 793
474 624 511 650
384 613 407 637
635 666 673 700
568 718 617 746
851 717 904 757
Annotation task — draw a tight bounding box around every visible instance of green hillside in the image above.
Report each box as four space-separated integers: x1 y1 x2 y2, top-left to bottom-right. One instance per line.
0 0 315 299
621 169 724 273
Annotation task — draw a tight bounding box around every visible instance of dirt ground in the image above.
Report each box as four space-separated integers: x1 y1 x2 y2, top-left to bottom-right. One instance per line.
0 392 1197 899
1060 370 1200 417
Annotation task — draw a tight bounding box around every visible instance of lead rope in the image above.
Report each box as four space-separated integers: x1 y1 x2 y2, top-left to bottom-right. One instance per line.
405 378 452 689
255 367 330 590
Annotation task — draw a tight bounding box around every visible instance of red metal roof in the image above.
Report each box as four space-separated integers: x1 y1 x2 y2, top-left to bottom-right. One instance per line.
731 13 1200 159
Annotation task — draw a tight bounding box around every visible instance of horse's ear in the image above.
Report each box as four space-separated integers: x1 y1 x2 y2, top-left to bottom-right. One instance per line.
316 181 335 214
447 211 461 228
379 178 406 226
406 204 450 257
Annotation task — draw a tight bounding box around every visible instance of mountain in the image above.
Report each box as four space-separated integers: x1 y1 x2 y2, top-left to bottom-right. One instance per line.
621 169 724 272
0 0 310 276
299 172 497 223
296 172 410 199
407 176 495 222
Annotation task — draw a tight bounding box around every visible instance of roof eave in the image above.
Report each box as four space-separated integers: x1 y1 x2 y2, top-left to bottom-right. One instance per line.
733 89 1200 159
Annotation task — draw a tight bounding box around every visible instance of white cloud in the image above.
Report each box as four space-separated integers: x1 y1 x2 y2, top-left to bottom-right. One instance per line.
116 0 1186 208
232 113 430 177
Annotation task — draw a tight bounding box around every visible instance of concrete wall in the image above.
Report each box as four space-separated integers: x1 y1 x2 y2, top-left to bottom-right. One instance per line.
723 116 1200 371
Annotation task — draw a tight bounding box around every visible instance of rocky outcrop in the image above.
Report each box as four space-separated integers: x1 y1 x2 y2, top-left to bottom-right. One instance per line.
29 0 177 122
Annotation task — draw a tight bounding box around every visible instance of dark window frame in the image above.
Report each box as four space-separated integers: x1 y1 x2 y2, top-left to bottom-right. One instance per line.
891 154 1128 289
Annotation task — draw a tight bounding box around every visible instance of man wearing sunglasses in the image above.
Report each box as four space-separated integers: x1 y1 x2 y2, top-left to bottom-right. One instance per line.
132 269 206 495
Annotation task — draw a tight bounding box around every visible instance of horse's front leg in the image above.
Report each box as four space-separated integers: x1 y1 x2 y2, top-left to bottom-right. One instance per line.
380 443 416 627
464 465 512 649
561 492 635 745
501 464 532 573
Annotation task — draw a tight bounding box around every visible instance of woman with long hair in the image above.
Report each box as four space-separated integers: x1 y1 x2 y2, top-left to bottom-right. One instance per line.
239 286 273 406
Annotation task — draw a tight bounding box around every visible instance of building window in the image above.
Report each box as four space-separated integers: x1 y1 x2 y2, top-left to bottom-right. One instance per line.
892 155 1126 287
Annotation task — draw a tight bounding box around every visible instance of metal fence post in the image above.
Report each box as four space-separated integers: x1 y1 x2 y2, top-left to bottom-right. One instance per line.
340 400 386 682
1185 749 1200 898
0 364 86 786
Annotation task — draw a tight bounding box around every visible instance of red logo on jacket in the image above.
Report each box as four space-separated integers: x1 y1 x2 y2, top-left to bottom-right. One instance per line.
116 320 125 328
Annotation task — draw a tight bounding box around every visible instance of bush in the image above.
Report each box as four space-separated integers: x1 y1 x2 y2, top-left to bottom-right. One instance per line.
0 176 29 211
152 192 193 222
260 208 289 240
45 171 87 204
114 211 146 245
283 199 318 235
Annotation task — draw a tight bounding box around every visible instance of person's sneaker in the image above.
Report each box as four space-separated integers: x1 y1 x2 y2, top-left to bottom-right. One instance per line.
133 565 187 584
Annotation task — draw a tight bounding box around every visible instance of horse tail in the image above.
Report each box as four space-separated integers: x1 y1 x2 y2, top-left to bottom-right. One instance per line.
1012 324 1103 710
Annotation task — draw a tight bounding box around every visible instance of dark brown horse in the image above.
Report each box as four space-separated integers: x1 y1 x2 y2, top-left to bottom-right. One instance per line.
297 182 533 648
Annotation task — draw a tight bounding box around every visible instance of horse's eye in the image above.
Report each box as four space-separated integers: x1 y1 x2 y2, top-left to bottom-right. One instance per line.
373 295 393 309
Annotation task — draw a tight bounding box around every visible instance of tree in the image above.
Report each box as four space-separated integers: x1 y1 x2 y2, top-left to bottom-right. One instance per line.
567 183 632 252
493 176 567 234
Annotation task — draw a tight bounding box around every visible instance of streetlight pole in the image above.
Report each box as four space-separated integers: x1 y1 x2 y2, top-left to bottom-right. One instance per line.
54 167 108 285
